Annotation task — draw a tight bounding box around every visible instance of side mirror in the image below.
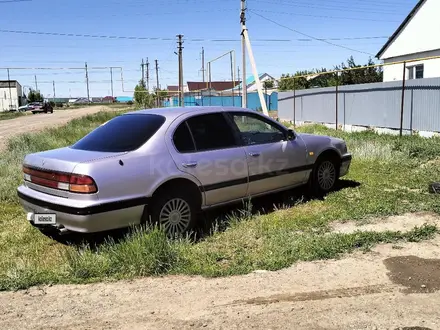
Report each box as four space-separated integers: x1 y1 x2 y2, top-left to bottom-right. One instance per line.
287 129 296 140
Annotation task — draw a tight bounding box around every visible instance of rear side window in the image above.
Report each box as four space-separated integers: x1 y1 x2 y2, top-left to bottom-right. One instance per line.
173 122 196 153
186 113 238 152
71 114 165 152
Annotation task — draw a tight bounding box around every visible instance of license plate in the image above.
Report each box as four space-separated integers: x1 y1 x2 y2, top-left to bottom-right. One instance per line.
33 213 57 225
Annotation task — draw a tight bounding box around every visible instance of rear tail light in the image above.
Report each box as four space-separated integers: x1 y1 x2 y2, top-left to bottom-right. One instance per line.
23 166 98 194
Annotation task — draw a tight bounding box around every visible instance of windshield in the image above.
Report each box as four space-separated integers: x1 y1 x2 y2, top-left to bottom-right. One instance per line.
71 113 166 152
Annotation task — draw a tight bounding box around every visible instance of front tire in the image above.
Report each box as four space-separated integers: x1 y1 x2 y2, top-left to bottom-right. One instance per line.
150 189 199 238
309 157 339 197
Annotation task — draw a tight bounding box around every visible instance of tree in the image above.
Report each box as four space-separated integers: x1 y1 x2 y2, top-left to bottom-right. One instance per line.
154 89 169 107
278 70 317 91
263 79 274 90
336 56 383 85
27 89 43 102
278 56 383 91
134 80 155 109
263 80 275 110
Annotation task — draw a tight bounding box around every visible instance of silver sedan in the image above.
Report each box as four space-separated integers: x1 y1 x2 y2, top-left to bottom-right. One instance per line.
17 106 352 237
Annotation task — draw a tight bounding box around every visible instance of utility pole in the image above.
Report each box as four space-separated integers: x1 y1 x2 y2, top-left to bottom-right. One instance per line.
110 67 114 98
240 4 268 115
238 66 241 98
141 58 145 85
85 62 90 103
208 62 212 90
155 59 160 107
34 75 38 91
230 51 235 106
146 57 150 91
53 81 56 104
7 69 12 110
240 0 247 108
243 29 268 116
201 47 205 82
177 34 184 107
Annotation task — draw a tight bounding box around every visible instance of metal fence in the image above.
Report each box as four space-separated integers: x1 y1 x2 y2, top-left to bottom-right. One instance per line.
162 91 279 111
278 77 440 134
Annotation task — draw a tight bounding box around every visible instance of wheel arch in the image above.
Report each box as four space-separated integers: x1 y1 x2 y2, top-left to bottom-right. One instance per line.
141 176 204 225
315 147 342 165
313 147 342 181
151 177 204 207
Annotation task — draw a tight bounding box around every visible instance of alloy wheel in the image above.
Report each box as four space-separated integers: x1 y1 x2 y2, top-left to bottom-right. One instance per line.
317 160 336 191
159 198 191 237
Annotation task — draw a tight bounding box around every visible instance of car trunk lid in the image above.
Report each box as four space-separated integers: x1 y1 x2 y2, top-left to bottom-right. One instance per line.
23 147 126 197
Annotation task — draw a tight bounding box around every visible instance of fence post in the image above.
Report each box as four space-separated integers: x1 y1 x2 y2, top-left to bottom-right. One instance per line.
400 61 407 137
293 78 296 128
335 78 339 130
335 72 339 130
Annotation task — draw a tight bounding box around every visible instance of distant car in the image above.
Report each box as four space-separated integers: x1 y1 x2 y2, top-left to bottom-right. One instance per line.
18 105 31 112
18 103 41 112
17 106 352 237
31 102 53 114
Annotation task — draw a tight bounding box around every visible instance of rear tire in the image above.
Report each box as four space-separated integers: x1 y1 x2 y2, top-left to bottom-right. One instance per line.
308 156 339 197
149 189 199 238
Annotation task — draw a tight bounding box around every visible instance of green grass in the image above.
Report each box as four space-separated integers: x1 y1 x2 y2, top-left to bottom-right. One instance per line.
0 111 26 121
0 116 439 291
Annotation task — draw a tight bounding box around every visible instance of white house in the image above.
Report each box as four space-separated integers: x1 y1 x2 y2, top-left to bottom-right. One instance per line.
245 73 278 93
376 0 440 82
222 73 278 96
0 80 23 112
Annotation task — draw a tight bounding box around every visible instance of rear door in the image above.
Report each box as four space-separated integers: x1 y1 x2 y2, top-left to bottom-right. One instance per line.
166 112 249 206
225 111 308 196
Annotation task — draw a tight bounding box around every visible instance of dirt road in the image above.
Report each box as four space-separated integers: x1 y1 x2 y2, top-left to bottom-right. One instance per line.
0 106 119 151
1 231 439 330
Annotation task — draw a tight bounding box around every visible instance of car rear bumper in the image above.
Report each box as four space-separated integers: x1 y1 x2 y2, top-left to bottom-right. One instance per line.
17 185 148 233
340 154 352 178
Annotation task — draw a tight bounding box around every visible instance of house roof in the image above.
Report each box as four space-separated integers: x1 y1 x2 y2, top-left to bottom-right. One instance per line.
376 0 426 59
167 85 180 96
229 73 275 91
0 80 20 88
187 81 241 92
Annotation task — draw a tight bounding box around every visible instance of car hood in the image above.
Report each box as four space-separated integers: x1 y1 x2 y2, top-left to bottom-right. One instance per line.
298 133 344 144
297 133 347 155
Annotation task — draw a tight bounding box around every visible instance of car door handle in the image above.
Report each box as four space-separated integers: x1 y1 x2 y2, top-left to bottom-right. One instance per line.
249 152 261 157
182 162 198 168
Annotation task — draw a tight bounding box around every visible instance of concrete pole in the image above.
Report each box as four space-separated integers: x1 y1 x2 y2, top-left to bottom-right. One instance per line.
242 28 268 116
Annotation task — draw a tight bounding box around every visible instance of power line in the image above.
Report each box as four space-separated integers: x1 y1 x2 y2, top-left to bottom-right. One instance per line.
0 29 175 41
0 0 30 3
71 8 235 19
259 0 416 8
251 0 409 15
248 10 375 56
250 9 401 22
0 29 389 43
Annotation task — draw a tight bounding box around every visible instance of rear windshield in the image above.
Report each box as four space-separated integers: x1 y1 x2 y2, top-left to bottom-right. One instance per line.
71 114 166 152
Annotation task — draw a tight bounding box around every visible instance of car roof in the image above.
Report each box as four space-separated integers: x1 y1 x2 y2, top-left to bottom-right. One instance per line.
124 106 257 121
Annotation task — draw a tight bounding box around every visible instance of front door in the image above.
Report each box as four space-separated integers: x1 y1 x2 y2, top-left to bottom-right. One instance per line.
226 111 308 197
167 112 249 206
